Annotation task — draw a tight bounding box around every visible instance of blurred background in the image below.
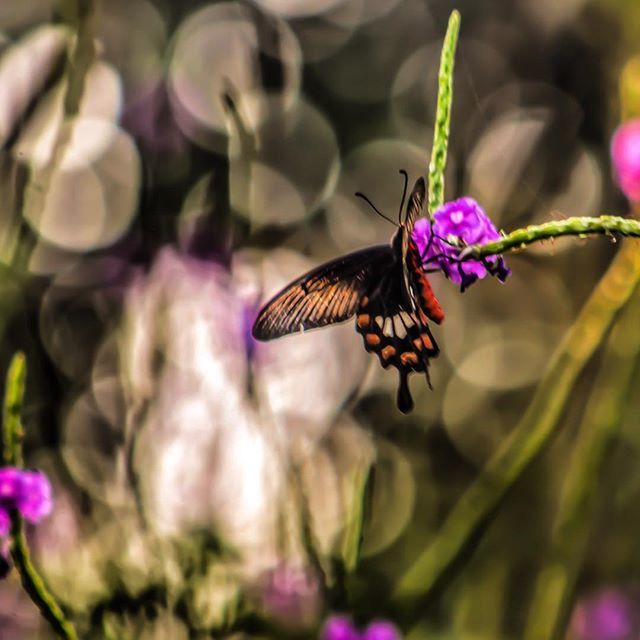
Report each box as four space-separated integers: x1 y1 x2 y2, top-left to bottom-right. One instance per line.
0 0 638 638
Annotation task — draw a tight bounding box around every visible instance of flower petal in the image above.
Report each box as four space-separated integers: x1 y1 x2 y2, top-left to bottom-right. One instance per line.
321 615 361 640
16 471 53 523
0 467 20 502
362 620 402 640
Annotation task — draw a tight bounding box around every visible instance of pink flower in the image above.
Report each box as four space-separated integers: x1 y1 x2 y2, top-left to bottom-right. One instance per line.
611 119 640 202
321 615 402 640
16 471 53 524
568 587 636 640
0 467 53 538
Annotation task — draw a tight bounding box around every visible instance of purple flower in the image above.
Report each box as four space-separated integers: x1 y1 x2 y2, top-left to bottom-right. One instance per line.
321 616 401 640
0 467 53 539
0 467 20 502
321 616 360 640
412 197 510 291
16 471 53 523
362 620 401 640
611 119 640 202
568 588 636 640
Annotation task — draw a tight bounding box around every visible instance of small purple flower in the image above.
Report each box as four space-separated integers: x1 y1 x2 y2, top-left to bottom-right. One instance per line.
321 616 401 640
412 197 510 291
568 588 636 640
362 620 401 640
0 467 53 539
16 471 52 523
0 467 20 502
611 119 640 202
321 615 360 640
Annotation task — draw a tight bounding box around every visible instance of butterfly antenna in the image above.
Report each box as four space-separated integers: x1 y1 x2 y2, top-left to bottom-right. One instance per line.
354 192 399 227
398 169 409 223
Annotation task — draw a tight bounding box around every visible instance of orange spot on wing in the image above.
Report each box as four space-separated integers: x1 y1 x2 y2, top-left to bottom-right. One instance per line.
366 333 381 346
357 314 370 328
400 352 419 365
381 346 396 360
421 334 434 350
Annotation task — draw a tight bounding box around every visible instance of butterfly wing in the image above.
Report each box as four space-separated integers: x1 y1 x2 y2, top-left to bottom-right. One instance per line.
253 174 444 413
400 178 426 310
353 176 443 412
399 178 445 325
403 177 426 230
355 286 439 413
252 245 394 340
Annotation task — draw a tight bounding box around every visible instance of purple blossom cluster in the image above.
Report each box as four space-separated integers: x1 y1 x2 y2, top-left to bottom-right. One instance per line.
412 197 510 290
0 467 52 537
321 615 401 640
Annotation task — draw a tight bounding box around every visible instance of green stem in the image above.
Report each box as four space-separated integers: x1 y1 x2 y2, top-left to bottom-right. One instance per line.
56 0 96 119
392 238 640 606
2 352 26 467
10 516 79 640
523 287 640 640
21 0 98 252
427 10 460 218
2 353 79 640
461 215 640 259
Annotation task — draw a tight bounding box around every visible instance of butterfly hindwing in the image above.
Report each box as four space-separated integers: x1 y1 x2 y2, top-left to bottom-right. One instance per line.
405 238 445 324
252 245 394 340
355 295 438 413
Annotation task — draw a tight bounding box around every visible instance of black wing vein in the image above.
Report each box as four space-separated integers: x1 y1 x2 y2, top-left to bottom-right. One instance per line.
252 245 393 340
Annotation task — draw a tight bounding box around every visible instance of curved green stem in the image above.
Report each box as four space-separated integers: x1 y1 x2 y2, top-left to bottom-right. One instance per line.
461 215 640 259
427 10 460 218
10 516 79 640
2 353 79 640
392 238 640 607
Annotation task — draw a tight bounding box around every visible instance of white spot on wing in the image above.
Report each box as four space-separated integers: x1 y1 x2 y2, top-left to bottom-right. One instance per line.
393 315 407 338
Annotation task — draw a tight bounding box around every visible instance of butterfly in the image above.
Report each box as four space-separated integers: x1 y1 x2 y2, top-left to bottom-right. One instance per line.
252 172 445 413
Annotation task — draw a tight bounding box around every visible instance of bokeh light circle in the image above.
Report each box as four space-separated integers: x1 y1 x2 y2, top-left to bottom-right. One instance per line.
22 117 140 252
231 99 340 228
168 3 301 152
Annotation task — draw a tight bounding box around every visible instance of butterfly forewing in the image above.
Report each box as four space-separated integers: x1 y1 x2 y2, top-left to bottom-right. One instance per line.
252 246 393 340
